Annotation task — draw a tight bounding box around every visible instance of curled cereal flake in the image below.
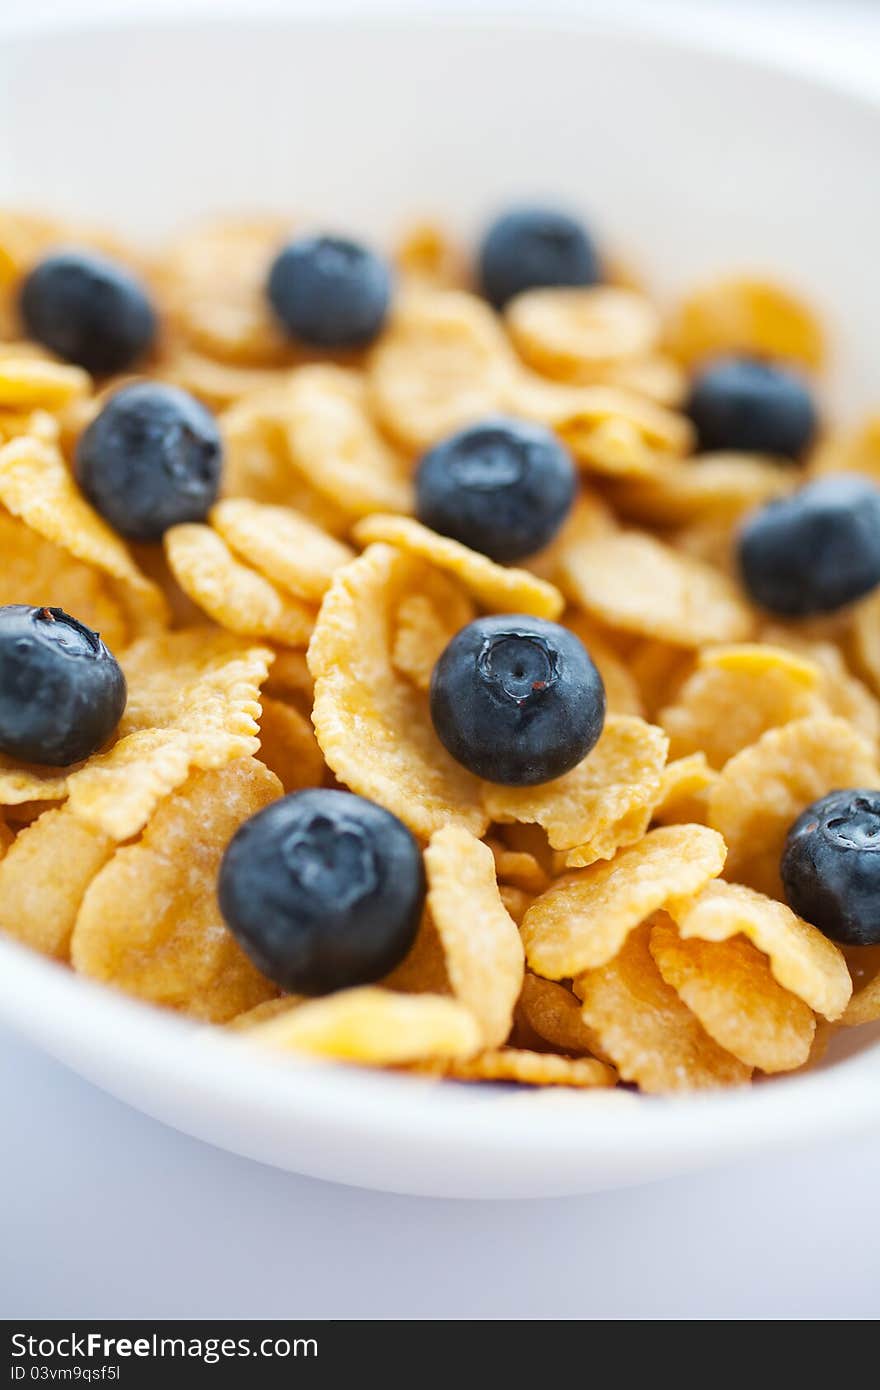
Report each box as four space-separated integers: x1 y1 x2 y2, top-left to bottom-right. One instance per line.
522 823 726 978
257 695 324 792
809 416 880 484
563 611 643 717
246 987 481 1064
509 373 694 478
760 627 880 746
66 629 272 840
382 912 451 995
668 275 824 368
574 923 751 1092
419 1047 615 1088
648 915 815 1072
284 366 414 516
156 217 294 366
659 644 825 769
0 357 90 410
160 349 295 411
841 949 880 1026
593 355 688 408
353 514 564 620
211 498 354 602
308 545 487 839
653 753 718 827
506 286 660 381
391 573 475 692
483 715 668 867
671 880 852 1020
517 973 609 1060
0 436 167 631
425 827 524 1047
368 290 514 450
394 221 469 291
165 524 316 646
487 842 550 895
72 760 281 1020
0 757 72 807
499 885 534 926
707 717 880 898
228 997 304 1031
627 640 695 721
0 806 112 959
608 453 795 526
561 531 753 646
528 488 618 584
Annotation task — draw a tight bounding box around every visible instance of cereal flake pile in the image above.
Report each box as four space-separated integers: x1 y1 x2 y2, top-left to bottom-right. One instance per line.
1 204 879 1096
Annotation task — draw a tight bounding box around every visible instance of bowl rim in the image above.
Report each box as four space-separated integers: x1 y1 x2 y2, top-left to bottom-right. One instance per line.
0 7 879 1180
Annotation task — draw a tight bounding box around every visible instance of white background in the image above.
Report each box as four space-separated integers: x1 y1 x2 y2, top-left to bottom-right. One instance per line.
3 0 880 1321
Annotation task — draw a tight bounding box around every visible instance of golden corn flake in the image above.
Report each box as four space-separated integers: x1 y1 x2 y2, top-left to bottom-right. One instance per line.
594 354 688 408
71 759 281 1021
563 610 643 717
0 805 113 960
668 274 824 369
381 911 451 996
483 715 668 868
505 285 660 381
510 373 694 478
671 879 852 1020
0 435 167 633
653 753 718 826
574 922 751 1092
394 220 469 291
561 531 752 647
284 365 414 516
760 628 880 746
425 827 524 1047
257 695 324 793
522 823 726 978
648 915 815 1072
626 639 695 720
210 497 353 603
659 644 825 769
368 290 515 450
66 629 272 841
608 453 795 527
841 959 880 1026
263 647 314 710
354 513 563 621
852 589 880 697
165 523 316 647
487 842 550 895
707 716 880 898
246 986 481 1065
517 972 609 1060
391 570 475 691
809 416 880 484
420 1047 615 1088
0 356 90 411
308 544 487 839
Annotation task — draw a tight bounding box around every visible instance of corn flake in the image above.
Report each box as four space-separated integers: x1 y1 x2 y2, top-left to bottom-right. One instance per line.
561 531 752 647
246 986 481 1064
517 972 609 1060
505 286 660 381
71 759 281 1020
0 357 90 411
707 716 880 897
257 695 324 792
483 715 669 867
671 879 852 1020
0 805 113 959
308 545 487 839
391 571 475 691
653 753 718 826
608 453 795 527
522 823 726 978
420 1047 615 1088
668 275 824 368
648 914 815 1072
425 827 524 1047
574 922 751 1092
211 497 354 602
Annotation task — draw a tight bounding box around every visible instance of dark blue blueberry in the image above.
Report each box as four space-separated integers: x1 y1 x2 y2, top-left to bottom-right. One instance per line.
738 473 880 616
266 234 392 349
686 357 817 459
478 206 601 310
430 615 605 785
782 789 880 946
218 789 425 995
416 417 576 563
74 383 223 541
19 250 157 375
0 605 126 766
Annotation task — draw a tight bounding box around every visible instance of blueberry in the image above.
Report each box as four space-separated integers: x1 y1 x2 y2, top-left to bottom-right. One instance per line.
686 357 817 459
74 383 223 541
0 605 126 766
266 234 392 349
781 789 880 946
416 417 576 563
738 473 880 616
430 615 605 785
477 206 601 310
19 250 157 375
218 789 425 995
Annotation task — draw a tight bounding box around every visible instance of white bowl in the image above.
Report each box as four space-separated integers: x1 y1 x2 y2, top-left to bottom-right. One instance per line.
1 11 880 1199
